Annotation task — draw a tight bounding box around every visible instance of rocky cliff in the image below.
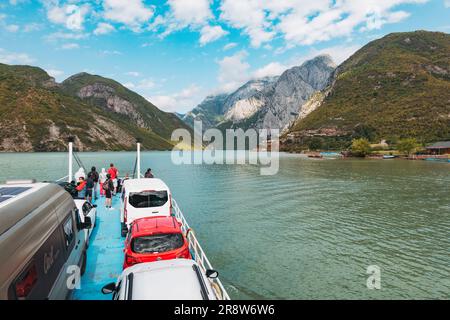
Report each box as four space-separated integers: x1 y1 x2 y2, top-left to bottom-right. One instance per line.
185 55 336 133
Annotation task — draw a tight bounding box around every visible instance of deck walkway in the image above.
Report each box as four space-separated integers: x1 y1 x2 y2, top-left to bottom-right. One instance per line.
72 194 124 300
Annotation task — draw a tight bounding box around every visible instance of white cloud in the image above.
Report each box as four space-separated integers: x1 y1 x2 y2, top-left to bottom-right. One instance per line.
94 22 115 35
46 68 64 79
103 0 154 31
100 50 122 55
61 43 79 50
136 78 155 89
9 0 26 5
123 82 136 89
167 0 212 26
125 71 140 77
23 23 43 32
148 84 202 113
46 31 88 41
153 0 215 45
215 44 360 94
252 62 286 79
45 1 90 31
223 42 237 51
294 44 362 66
5 24 19 32
219 0 427 48
125 78 156 90
217 50 250 92
220 0 276 48
199 25 228 46
0 48 34 64
445 0 450 7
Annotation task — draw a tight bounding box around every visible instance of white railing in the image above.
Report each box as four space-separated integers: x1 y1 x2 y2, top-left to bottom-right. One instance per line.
172 199 231 300
55 175 69 182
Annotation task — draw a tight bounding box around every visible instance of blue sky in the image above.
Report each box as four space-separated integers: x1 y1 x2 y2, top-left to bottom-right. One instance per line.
0 0 449 113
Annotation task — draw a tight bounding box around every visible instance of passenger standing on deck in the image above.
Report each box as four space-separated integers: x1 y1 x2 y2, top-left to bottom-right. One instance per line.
89 166 99 200
85 173 94 203
108 163 119 196
99 168 107 197
103 174 114 209
144 168 154 178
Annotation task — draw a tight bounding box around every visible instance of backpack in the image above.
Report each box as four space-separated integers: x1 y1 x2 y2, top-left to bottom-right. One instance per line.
102 180 110 191
92 171 99 182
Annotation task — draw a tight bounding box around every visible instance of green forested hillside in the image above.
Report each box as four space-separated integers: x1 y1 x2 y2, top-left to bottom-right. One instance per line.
0 64 189 151
60 73 189 140
290 31 450 144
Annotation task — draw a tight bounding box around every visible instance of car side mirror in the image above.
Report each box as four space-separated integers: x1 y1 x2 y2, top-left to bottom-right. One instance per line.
101 282 116 294
82 216 92 229
206 269 219 279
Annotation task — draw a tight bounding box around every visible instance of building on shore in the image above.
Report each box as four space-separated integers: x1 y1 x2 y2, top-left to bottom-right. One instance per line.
425 141 450 155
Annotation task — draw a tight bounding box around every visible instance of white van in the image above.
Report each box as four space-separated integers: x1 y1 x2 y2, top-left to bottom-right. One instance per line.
0 182 91 300
120 178 172 237
101 259 219 300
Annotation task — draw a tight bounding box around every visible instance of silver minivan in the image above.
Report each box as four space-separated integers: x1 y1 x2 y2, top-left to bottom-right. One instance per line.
0 182 91 300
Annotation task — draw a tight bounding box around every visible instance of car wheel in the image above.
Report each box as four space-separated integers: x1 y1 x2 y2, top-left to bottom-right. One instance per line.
80 251 87 276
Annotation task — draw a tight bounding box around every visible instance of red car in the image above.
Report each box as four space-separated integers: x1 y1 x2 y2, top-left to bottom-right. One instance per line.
123 216 191 269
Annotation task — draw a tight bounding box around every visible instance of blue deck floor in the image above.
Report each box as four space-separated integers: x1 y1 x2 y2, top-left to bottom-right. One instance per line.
72 194 124 300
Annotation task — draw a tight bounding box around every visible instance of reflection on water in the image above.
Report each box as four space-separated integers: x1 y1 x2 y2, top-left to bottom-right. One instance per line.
0 152 449 299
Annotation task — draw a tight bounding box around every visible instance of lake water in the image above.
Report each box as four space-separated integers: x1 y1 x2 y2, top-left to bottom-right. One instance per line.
0 152 449 299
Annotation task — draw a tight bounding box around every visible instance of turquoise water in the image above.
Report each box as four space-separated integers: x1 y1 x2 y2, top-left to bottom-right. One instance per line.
0 152 449 299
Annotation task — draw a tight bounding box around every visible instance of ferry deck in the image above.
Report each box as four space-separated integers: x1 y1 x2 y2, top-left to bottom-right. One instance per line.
72 194 124 300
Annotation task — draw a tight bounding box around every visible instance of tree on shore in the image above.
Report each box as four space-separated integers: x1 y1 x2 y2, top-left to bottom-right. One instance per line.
351 138 371 157
308 137 323 151
396 138 419 156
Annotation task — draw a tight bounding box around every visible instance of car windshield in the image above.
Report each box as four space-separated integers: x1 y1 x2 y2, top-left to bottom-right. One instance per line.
128 191 168 208
132 233 184 253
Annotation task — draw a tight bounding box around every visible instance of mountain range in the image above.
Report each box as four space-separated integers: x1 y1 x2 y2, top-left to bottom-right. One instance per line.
1 30 448 153
286 30 450 149
184 55 336 133
183 30 450 150
0 65 190 151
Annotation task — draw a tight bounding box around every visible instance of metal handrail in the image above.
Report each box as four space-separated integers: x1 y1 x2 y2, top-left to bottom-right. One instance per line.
55 175 69 182
172 199 231 300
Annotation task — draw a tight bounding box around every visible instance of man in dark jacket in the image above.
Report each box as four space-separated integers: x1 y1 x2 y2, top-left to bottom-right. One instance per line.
85 173 95 203
89 166 100 200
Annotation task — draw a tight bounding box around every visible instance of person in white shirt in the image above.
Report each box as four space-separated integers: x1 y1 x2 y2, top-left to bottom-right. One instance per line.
99 168 107 197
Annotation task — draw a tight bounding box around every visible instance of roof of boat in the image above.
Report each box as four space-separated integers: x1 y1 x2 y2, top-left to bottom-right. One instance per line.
121 259 213 300
123 178 170 192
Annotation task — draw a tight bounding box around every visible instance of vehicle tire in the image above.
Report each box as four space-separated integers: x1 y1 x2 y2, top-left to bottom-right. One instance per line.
80 251 87 276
